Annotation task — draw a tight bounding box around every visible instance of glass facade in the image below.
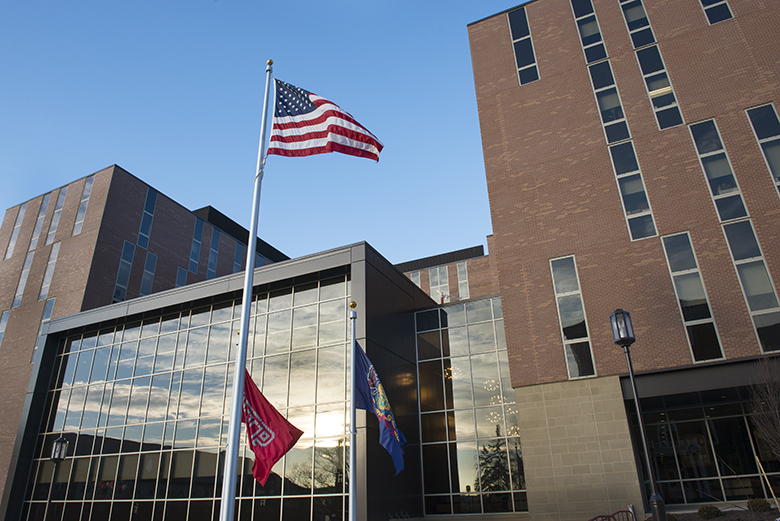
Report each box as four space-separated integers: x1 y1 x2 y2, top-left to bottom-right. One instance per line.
629 387 780 506
27 274 351 521
415 297 527 515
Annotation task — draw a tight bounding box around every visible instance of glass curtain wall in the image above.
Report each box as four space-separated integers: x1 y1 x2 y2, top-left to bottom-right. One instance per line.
415 297 527 516
25 273 350 521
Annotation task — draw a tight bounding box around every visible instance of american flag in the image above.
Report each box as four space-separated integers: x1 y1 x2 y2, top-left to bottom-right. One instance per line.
267 79 383 161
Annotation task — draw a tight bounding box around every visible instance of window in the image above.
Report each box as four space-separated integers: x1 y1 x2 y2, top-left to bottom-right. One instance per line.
113 241 136 303
140 252 157 296
507 7 539 85
699 0 733 24
72 175 95 236
690 120 747 222
430 266 449 303
0 310 9 349
636 46 683 129
29 193 51 252
588 61 631 144
662 233 723 361
746 104 780 195
13 252 34 308
32 299 55 363
189 219 204 273
233 243 244 273
39 242 61 300
207 229 220 280
457 262 469 300
4 203 27 260
137 188 157 249
45 187 67 246
176 267 187 288
550 256 595 378
410 271 421 288
609 141 657 240
619 0 655 48
570 0 607 63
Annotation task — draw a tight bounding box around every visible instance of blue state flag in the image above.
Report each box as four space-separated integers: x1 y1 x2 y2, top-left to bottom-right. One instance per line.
354 343 406 475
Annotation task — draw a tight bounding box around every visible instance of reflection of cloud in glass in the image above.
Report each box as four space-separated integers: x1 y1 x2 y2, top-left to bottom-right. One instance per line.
315 403 346 438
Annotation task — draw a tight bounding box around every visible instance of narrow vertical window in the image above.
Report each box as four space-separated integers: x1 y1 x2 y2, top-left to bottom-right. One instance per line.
32 298 55 363
4 203 28 260
45 187 68 246
457 262 470 300
570 0 607 63
207 229 220 279
618 0 656 48
233 243 244 274
189 219 204 273
662 233 723 361
29 193 51 252
137 188 157 249
699 0 733 24
13 252 35 308
0 310 9 349
176 267 187 288
72 175 95 236
746 104 780 196
588 61 631 144
609 142 657 240
410 271 421 288
113 241 136 303
636 46 683 129
550 256 595 378
430 266 449 303
507 7 539 85
689 120 747 222
39 242 61 300
140 252 158 296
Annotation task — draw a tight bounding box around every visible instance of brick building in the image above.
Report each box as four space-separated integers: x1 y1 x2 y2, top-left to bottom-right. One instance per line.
469 0 779 519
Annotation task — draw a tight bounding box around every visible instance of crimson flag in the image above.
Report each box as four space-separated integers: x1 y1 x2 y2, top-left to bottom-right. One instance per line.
242 369 303 485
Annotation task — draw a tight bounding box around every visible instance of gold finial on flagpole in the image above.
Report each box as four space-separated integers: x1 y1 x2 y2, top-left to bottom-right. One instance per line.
350 301 357 309
267 59 273 65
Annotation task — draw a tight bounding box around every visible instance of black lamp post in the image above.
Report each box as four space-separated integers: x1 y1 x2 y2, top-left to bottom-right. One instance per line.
609 309 666 521
47 437 68 520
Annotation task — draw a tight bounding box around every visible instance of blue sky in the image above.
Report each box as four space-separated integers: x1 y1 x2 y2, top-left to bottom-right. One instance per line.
0 1 519 265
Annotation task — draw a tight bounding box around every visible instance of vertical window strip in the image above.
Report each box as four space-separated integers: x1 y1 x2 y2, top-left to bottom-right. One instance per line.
0 310 9 349
233 243 244 274
618 0 656 48
176 267 188 288
4 203 28 260
457 262 470 300
72 175 95 236
689 119 748 222
207 230 220 279
32 299 55 363
137 188 157 249
699 0 733 24
430 266 449 303
507 7 540 85
550 256 596 378
635 45 683 129
39 242 61 300
570 0 607 64
189 219 204 273
140 252 158 296
46 188 68 246
13 252 35 308
588 61 631 144
745 104 780 196
113 241 136 303
608 141 657 240
661 233 723 361
29 193 51 252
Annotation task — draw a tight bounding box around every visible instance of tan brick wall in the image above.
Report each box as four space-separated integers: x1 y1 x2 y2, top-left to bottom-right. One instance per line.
516 376 644 521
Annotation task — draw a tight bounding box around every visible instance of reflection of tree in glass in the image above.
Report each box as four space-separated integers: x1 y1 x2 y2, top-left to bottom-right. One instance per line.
313 442 344 492
476 425 510 492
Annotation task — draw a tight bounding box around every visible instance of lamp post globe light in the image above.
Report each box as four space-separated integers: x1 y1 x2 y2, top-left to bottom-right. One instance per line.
609 310 666 521
47 437 68 520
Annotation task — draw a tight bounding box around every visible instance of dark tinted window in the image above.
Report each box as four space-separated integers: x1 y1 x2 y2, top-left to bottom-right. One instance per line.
508 8 529 39
637 46 664 75
610 142 639 175
514 39 535 69
690 121 722 154
705 3 732 23
570 0 594 18
747 105 780 140
589 61 614 90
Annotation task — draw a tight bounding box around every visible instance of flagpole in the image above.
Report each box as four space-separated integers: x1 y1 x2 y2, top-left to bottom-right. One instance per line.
219 59 274 521
349 301 358 521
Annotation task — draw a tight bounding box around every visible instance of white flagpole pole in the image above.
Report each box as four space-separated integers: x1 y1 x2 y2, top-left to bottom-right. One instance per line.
349 301 358 521
219 59 274 521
